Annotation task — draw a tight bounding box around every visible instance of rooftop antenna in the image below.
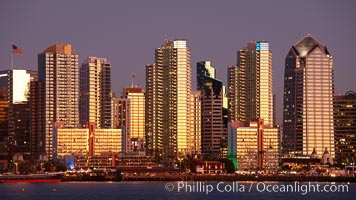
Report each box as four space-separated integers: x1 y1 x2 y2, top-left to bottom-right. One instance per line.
131 73 135 87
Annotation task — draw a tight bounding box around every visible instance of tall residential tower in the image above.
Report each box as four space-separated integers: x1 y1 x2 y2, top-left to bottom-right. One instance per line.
228 41 273 126
145 39 191 161
80 57 111 128
38 44 79 160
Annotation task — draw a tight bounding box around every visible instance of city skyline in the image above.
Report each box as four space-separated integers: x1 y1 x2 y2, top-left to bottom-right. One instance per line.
1 0 355 125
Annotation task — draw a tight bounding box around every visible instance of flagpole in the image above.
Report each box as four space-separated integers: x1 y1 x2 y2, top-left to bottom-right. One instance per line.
11 52 14 70
11 42 13 70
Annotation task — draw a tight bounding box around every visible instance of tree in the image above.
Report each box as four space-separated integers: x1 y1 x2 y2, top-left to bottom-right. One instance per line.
221 158 235 173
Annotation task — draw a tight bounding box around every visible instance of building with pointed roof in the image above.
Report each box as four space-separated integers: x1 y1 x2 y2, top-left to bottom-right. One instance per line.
283 34 334 159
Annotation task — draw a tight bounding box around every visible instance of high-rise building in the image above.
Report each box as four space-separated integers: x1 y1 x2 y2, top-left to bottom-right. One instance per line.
334 91 356 166
283 34 335 158
145 63 162 158
227 66 239 122
227 41 278 169
189 90 201 155
197 61 225 158
30 80 44 159
80 57 111 128
112 97 131 153
0 69 37 158
228 41 273 126
228 119 279 170
38 44 79 160
145 39 191 161
121 87 145 152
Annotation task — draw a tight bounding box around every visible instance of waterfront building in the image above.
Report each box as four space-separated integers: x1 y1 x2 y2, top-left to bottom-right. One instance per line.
145 39 191 161
283 34 335 158
228 119 280 170
38 44 79 160
52 122 122 160
80 57 112 128
334 91 356 166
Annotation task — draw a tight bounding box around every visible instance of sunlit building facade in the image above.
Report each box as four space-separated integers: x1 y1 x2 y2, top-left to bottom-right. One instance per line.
146 39 191 161
80 57 112 128
189 90 201 155
53 122 122 160
228 41 273 126
38 44 79 160
283 34 334 158
228 119 280 170
121 87 145 152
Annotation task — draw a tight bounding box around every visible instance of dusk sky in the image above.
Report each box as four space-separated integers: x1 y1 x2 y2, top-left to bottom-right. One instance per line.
1 0 355 125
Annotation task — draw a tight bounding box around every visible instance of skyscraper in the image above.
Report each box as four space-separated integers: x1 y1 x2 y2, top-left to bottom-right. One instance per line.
80 57 111 128
112 96 131 154
30 80 44 159
334 91 356 166
228 41 273 126
228 41 279 169
121 86 145 152
145 63 162 158
283 34 334 158
189 90 201 155
0 69 37 158
145 39 191 161
197 61 225 158
38 44 79 160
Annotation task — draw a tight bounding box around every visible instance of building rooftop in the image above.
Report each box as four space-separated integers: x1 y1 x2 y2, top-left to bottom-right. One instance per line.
293 34 329 57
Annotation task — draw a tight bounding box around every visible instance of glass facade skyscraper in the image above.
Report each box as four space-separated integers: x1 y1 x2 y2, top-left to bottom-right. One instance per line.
80 57 112 128
228 41 273 126
283 34 334 158
145 39 191 162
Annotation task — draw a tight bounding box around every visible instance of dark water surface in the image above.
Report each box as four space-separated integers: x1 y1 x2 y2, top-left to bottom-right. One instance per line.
1 181 355 200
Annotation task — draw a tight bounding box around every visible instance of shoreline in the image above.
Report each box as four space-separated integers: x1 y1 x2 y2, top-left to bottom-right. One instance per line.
61 174 356 183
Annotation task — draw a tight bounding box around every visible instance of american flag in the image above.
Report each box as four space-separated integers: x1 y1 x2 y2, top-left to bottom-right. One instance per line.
12 44 23 56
